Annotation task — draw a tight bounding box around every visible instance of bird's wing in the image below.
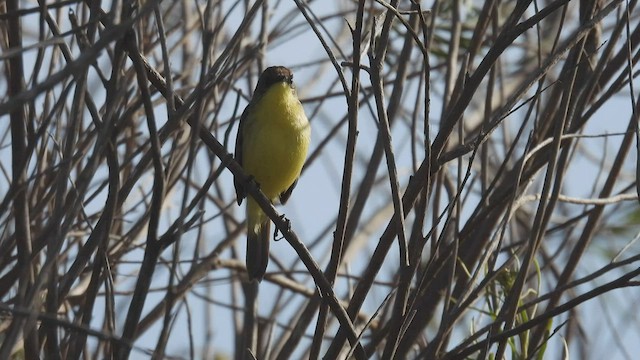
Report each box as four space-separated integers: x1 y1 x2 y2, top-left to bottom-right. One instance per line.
279 178 298 204
234 105 251 205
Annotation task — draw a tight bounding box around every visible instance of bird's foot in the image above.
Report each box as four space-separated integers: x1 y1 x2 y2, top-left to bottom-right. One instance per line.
273 215 290 241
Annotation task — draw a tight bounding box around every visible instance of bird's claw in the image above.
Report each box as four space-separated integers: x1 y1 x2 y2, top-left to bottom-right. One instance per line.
274 215 290 241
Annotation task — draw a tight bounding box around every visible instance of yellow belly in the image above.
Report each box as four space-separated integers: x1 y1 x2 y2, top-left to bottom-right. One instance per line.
242 83 310 201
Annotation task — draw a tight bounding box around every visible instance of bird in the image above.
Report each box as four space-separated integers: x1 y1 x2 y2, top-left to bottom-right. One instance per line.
234 66 311 282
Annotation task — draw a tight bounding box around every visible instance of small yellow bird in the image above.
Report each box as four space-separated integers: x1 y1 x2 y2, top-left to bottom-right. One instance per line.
234 66 311 282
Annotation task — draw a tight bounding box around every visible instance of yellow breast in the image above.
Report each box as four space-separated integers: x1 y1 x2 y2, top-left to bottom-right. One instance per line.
242 83 311 201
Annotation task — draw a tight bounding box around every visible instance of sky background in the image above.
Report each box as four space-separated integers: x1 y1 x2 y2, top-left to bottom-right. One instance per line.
2 0 640 359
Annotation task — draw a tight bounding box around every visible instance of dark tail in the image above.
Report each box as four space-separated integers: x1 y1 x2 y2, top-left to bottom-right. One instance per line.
246 220 270 282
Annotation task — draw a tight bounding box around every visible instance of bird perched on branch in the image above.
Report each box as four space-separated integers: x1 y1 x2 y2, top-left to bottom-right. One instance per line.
234 66 311 282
